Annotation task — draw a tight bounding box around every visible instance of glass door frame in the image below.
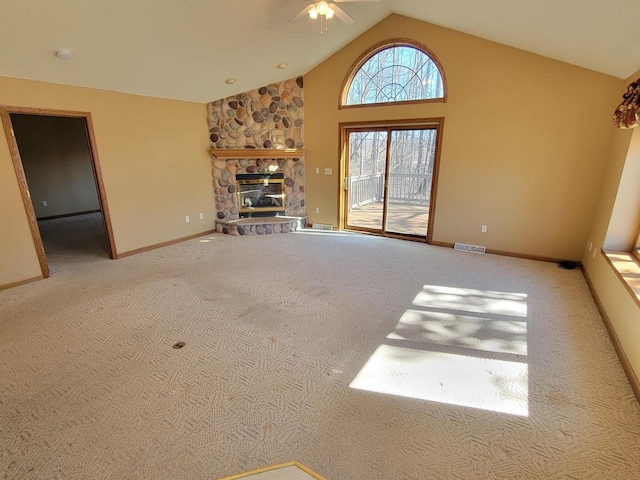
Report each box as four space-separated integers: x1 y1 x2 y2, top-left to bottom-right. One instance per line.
339 118 444 244
343 126 390 235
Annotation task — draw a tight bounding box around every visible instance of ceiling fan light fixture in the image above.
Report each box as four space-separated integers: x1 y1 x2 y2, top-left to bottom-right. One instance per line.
316 1 329 16
291 0 358 30
326 6 335 19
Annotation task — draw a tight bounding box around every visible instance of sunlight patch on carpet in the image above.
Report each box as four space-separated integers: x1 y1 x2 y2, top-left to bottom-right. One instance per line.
350 344 529 416
413 285 528 317
388 309 528 355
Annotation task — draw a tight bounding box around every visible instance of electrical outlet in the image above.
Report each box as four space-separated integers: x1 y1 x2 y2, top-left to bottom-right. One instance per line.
199 213 204 220
315 207 320 214
481 225 487 233
592 248 597 258
42 200 48 207
324 168 332 175
185 215 190 223
315 168 320 174
587 240 592 251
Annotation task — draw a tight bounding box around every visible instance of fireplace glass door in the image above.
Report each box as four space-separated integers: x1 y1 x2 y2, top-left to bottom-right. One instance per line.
236 178 286 217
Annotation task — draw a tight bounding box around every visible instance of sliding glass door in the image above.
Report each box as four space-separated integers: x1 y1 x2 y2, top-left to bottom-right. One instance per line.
344 124 439 241
345 129 388 232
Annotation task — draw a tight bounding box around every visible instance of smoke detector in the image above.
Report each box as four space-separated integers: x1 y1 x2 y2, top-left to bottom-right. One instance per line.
55 49 72 60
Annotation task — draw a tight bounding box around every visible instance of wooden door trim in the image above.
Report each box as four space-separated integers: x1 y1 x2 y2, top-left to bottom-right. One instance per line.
82 113 117 258
0 106 118 280
0 109 50 277
339 118 444 129
426 120 444 244
340 126 350 232
381 129 392 234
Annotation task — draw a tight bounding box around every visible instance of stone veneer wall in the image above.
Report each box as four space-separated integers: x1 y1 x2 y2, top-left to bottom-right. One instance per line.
207 76 304 149
211 157 305 220
208 76 305 221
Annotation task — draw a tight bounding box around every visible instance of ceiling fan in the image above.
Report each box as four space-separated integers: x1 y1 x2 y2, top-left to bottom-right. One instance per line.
290 0 380 28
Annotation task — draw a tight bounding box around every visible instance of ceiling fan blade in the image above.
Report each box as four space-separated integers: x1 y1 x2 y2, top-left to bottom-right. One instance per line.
290 4 314 22
334 0 380 3
331 4 355 24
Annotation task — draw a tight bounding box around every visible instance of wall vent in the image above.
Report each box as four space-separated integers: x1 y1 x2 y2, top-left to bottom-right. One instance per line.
453 242 486 254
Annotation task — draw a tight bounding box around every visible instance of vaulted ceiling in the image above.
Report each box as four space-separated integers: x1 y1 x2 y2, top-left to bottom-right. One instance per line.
2 0 639 103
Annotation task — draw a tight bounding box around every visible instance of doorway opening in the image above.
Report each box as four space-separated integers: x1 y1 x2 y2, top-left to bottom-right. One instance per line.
1 107 116 278
340 119 443 242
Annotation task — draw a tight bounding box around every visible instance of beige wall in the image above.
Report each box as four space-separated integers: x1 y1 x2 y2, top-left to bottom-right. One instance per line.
582 68 640 386
305 14 623 261
0 76 215 287
11 115 100 219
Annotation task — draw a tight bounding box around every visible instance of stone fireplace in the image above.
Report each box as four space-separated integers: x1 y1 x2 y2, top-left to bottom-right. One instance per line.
208 76 306 235
211 151 306 235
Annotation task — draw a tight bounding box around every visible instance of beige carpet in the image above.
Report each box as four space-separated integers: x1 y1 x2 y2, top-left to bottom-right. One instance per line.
1 213 639 479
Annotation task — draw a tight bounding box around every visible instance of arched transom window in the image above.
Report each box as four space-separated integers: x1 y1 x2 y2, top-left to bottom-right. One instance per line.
343 41 445 107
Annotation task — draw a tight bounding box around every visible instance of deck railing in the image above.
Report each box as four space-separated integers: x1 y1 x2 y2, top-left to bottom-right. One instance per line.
349 173 384 208
349 173 432 209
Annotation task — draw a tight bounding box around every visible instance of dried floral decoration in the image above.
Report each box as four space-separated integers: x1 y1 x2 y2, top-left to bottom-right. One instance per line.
613 78 640 129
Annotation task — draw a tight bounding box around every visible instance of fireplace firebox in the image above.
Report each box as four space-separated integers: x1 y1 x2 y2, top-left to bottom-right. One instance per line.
236 173 286 218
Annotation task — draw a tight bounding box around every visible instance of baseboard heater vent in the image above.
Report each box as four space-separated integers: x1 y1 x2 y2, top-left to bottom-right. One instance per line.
454 242 486 254
312 223 333 231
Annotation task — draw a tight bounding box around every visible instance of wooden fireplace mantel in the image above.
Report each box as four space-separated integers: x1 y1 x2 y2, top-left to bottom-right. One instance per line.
210 148 305 159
